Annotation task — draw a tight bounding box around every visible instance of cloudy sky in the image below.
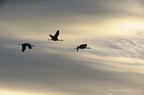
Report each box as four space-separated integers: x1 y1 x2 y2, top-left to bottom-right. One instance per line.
0 0 144 95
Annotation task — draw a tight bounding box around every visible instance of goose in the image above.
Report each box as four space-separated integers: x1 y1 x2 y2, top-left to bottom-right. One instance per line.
18 43 34 52
75 44 90 51
48 30 63 41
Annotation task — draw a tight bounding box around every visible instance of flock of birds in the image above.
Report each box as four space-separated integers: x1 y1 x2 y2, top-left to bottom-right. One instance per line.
18 30 91 52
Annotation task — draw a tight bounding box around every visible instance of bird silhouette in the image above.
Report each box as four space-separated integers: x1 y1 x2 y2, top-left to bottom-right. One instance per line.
18 43 34 52
48 30 63 41
75 44 90 51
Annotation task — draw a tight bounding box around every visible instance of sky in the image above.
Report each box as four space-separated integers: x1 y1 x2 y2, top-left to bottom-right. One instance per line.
0 0 144 95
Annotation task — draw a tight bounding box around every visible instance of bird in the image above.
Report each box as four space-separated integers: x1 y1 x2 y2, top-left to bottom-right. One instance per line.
48 30 63 41
18 43 34 52
75 44 90 51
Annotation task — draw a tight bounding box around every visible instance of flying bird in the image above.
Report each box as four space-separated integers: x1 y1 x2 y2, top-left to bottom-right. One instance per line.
18 43 34 52
75 44 90 51
48 30 63 41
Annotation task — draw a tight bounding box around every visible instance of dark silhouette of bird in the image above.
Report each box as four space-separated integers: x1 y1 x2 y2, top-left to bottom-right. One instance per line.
75 44 90 51
18 43 34 52
48 30 63 41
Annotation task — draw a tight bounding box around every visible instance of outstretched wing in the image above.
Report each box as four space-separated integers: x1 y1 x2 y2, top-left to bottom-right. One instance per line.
77 46 79 51
80 44 87 48
53 30 59 39
49 35 54 39
22 44 26 52
27 44 32 49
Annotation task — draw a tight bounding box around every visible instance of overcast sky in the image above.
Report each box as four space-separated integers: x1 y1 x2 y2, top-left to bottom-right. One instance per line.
0 0 144 95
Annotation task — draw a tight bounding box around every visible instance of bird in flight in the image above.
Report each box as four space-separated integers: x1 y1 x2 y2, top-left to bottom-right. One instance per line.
18 43 34 52
75 44 90 51
48 30 63 41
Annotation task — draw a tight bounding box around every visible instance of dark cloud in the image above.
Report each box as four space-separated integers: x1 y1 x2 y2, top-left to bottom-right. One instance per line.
0 0 5 7
1 0 141 22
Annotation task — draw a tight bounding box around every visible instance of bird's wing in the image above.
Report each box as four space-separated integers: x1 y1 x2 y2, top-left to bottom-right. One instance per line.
77 46 79 51
84 44 87 47
22 44 26 52
53 30 59 39
27 44 32 49
80 44 87 47
49 35 54 39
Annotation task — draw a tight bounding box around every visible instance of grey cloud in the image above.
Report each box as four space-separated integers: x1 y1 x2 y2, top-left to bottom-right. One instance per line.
0 0 5 8
106 39 137 50
1 47 143 95
0 0 5 4
0 1 144 95
0 37 143 95
99 32 144 61
1 0 142 23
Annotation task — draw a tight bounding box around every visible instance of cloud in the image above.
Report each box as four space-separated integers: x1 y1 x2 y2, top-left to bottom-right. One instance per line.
1 0 143 21
94 32 144 66
0 0 144 95
0 34 143 95
0 0 5 8
0 0 143 39
0 33 144 95
1 47 143 95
